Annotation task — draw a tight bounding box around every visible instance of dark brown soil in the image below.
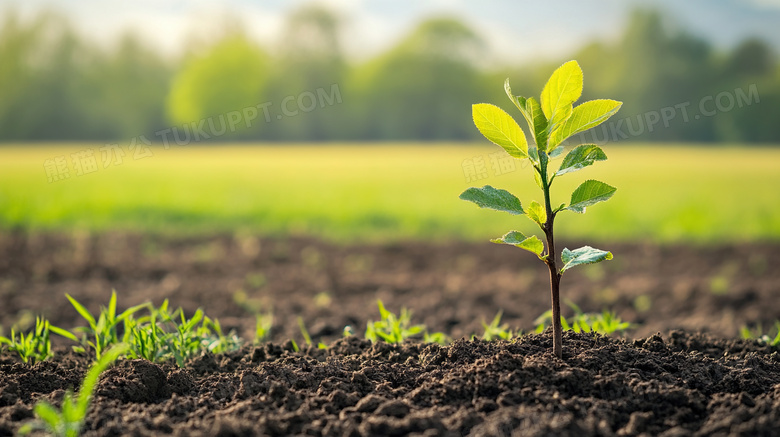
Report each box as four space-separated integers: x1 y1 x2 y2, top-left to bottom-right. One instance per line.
1 232 780 436
2 332 780 436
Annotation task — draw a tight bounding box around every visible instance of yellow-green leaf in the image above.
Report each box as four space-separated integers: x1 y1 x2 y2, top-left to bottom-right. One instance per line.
540 60 583 133
526 201 547 227
549 99 622 149
505 79 548 151
472 103 528 159
524 97 548 151
491 231 544 256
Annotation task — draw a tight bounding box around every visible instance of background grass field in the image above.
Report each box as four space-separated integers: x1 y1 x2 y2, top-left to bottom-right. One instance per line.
1 144 779 243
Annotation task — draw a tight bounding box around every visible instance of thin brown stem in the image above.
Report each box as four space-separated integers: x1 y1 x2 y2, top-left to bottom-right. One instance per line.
544 216 562 359
540 153 562 359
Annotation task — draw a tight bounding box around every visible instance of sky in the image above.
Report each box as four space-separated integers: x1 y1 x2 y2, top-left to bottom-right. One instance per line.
4 0 780 63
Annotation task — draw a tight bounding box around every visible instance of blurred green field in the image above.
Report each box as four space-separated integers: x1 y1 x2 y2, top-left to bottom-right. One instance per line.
1 144 779 243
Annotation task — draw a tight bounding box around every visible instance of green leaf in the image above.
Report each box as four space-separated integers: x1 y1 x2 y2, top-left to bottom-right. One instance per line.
566 180 616 213
524 97 548 151
33 402 63 429
506 85 548 151
66 294 96 328
49 325 79 343
533 167 544 189
491 231 544 256
548 99 622 149
540 60 583 133
504 78 522 111
526 201 547 227
472 103 528 159
556 145 607 176
460 186 524 215
560 246 613 272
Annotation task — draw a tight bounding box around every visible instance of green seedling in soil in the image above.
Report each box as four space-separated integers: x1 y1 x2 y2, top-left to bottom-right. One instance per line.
150 302 240 366
423 331 450 346
298 316 312 346
534 301 632 336
365 300 448 345
740 321 780 346
0 317 77 364
365 301 414 343
365 300 424 343
296 317 328 350
66 291 148 359
61 295 241 366
167 307 205 366
233 290 274 343
254 312 273 344
19 343 129 437
480 311 520 341
202 316 242 353
461 60 622 358
124 311 167 363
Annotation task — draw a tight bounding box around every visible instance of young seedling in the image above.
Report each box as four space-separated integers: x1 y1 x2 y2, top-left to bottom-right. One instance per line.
254 312 273 344
125 311 167 363
480 311 519 341
0 317 77 364
740 321 780 347
461 60 622 358
534 301 632 336
66 291 148 359
365 300 424 344
297 317 328 350
365 300 448 345
19 343 129 437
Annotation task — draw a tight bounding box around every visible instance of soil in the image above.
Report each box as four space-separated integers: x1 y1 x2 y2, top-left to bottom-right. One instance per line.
1 231 780 436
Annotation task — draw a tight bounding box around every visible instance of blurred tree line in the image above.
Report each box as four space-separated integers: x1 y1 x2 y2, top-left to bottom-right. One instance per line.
0 7 778 143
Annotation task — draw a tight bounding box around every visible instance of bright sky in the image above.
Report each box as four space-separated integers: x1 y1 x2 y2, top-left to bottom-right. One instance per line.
5 0 780 63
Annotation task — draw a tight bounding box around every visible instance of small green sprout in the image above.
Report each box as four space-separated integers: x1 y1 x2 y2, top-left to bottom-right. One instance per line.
19 343 129 437
294 317 327 349
298 316 312 347
364 300 448 345
125 311 166 363
534 301 632 336
202 316 242 354
66 291 147 359
61 295 241 366
146 302 240 366
423 331 450 346
169 308 204 366
0 317 76 364
254 312 273 344
233 290 273 344
461 60 622 358
740 321 780 346
480 311 519 341
365 300 425 344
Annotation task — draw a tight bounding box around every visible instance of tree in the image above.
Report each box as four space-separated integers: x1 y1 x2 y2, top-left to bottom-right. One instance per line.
353 17 488 140
166 31 270 139
263 5 347 141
